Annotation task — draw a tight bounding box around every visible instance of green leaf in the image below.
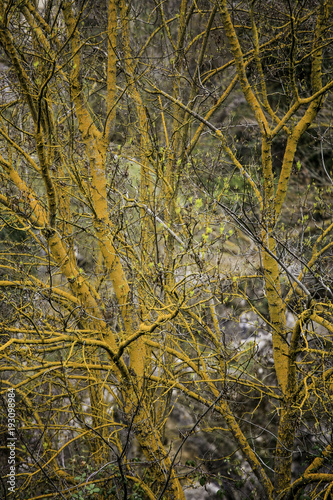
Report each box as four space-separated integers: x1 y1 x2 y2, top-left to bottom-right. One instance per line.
185 460 196 466
195 198 203 209
199 475 207 486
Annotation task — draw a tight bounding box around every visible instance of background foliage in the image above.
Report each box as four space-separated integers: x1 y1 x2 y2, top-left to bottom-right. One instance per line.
0 0 333 498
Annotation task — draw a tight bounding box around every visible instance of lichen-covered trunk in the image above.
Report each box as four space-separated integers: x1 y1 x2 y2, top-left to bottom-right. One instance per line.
123 380 186 500
275 405 299 494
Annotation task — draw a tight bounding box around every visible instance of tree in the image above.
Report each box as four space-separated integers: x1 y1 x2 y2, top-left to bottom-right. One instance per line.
0 0 333 498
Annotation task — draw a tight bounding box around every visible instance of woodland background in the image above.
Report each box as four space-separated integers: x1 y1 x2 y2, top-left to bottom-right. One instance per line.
0 0 333 499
